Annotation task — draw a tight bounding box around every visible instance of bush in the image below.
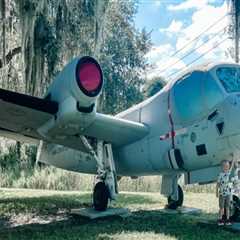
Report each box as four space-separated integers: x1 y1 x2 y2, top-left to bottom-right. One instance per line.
0 142 216 193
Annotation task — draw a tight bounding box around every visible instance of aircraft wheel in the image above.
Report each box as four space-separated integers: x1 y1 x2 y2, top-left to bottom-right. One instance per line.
230 195 240 222
93 181 109 211
167 185 184 210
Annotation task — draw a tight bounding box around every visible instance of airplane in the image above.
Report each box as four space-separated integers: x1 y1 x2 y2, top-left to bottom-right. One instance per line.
1 56 240 218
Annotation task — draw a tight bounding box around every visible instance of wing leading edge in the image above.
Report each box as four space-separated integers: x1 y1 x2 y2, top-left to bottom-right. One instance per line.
0 88 149 152
83 113 149 146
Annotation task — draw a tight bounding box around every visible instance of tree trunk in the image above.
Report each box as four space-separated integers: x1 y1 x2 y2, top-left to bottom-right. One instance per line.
93 0 108 58
0 0 6 66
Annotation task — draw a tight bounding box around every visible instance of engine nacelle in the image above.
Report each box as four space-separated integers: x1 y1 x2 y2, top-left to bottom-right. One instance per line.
46 56 103 108
38 56 103 139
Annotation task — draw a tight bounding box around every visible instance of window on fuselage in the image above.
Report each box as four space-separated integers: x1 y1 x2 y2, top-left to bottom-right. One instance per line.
216 67 240 92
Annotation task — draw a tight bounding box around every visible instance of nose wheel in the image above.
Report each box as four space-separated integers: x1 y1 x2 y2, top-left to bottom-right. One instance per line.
167 185 184 210
230 195 240 222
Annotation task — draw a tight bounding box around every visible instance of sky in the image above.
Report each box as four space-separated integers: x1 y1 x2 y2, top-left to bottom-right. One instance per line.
134 0 233 80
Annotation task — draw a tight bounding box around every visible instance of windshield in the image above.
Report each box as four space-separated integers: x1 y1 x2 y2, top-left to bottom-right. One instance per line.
216 67 240 92
172 71 224 125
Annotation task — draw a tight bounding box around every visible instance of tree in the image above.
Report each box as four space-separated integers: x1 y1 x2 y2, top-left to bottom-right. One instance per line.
143 76 166 98
0 0 152 165
98 1 151 114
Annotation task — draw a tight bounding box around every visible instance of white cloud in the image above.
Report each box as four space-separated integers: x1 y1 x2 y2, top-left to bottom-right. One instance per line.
176 1 229 52
147 50 186 80
168 0 212 11
147 55 186 80
194 37 233 61
146 1 233 80
159 20 183 34
154 0 161 7
146 44 174 60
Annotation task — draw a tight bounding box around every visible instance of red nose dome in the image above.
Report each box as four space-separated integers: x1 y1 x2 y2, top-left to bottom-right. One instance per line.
76 56 103 97
78 62 101 91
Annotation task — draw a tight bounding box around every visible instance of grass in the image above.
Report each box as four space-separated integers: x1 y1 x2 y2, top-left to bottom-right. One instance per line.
0 189 239 240
0 166 164 193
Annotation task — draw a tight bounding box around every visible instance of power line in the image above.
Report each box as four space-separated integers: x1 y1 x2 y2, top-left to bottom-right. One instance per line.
158 26 227 75
166 37 229 80
164 13 228 60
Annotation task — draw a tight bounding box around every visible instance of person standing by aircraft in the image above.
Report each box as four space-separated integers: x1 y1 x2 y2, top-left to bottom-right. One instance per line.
216 159 236 226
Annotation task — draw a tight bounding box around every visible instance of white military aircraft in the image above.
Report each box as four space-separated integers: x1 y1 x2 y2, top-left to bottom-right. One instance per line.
1 56 240 215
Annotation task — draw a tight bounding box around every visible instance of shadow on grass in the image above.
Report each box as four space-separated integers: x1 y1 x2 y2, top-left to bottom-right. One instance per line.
0 193 159 216
0 194 92 215
0 209 238 240
0 191 238 240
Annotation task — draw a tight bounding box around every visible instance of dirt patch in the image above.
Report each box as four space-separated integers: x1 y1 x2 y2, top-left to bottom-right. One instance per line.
0 211 70 229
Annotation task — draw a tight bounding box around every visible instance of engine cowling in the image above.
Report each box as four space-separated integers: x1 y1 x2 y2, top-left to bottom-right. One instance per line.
38 56 104 139
46 56 103 108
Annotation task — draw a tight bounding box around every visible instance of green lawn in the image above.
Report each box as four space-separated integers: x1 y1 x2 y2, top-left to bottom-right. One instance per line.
0 188 238 240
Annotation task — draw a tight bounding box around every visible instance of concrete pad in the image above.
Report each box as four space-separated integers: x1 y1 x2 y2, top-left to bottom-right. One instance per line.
70 207 131 220
226 222 240 232
159 206 202 215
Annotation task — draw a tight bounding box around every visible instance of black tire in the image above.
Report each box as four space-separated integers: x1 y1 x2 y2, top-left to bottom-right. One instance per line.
167 185 184 210
93 182 109 211
230 195 240 222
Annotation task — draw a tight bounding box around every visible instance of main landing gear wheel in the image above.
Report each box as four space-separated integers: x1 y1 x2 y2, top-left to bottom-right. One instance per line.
230 195 240 222
167 185 184 210
93 181 110 211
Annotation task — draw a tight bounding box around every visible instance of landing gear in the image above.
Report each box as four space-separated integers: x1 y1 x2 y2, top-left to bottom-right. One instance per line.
230 195 240 222
93 181 110 211
81 137 118 211
167 185 184 209
161 174 184 210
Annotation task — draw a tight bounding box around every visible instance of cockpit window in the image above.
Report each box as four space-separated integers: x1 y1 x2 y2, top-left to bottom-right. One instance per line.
172 71 224 125
172 71 204 124
216 67 240 92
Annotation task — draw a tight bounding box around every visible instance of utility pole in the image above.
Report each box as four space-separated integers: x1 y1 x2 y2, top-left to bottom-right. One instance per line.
234 0 240 63
0 0 6 66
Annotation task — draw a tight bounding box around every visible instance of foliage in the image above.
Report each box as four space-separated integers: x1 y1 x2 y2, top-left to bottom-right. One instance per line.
0 0 152 178
98 1 151 113
0 144 20 169
143 76 166 98
0 0 150 107
0 143 37 170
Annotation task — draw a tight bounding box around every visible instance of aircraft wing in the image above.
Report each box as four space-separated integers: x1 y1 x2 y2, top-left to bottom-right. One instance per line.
0 88 149 153
82 113 149 146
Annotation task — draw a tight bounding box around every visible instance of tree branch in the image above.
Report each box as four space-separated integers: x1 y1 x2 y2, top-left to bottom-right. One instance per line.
0 47 21 68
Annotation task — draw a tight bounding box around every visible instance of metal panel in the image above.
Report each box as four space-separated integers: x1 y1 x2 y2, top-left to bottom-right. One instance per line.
184 166 221 184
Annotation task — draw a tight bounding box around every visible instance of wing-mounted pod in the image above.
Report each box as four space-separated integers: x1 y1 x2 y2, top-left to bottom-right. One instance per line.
38 56 104 140
47 56 103 109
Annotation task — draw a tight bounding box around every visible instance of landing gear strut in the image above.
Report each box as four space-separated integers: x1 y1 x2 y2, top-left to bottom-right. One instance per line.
161 174 184 210
167 185 184 209
81 137 118 211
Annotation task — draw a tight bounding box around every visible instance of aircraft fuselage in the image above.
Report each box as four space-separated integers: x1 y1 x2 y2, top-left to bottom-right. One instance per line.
41 62 240 179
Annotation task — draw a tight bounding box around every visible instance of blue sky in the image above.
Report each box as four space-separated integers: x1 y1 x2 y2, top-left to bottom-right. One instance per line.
134 0 232 79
